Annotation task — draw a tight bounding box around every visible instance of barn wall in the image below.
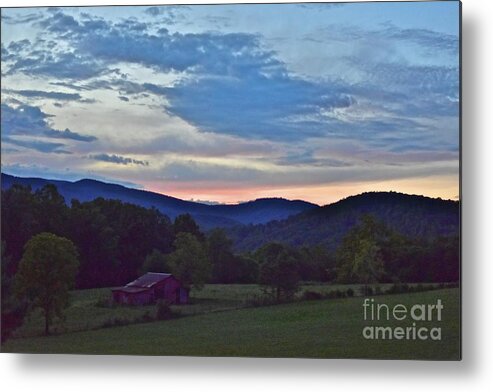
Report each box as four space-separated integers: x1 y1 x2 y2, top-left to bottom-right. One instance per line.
112 290 154 305
154 277 188 304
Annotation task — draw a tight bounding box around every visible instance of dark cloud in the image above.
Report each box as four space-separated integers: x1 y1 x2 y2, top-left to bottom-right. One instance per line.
1 103 97 146
164 75 354 141
89 153 149 166
5 51 106 80
7 89 82 101
3 136 71 154
49 81 92 91
1 12 43 25
44 128 97 142
38 11 83 34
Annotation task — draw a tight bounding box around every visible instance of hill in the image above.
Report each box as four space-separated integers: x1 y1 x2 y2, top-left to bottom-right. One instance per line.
229 191 460 251
0 173 317 228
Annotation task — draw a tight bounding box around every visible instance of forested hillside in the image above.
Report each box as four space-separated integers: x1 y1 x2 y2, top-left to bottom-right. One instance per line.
229 192 459 252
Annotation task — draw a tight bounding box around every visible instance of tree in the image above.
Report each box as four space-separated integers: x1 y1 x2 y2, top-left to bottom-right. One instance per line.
207 228 234 283
173 214 204 241
14 233 79 335
1 241 27 343
336 215 386 293
1 185 40 264
168 233 211 291
140 249 169 274
256 243 300 302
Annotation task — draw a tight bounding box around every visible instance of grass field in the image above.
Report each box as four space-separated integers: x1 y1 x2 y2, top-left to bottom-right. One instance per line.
11 283 401 338
2 288 460 359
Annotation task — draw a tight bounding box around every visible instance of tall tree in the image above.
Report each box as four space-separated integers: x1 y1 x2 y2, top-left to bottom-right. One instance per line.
1 241 27 342
14 233 79 335
173 213 204 241
207 228 234 283
256 243 300 302
168 233 211 291
336 215 386 293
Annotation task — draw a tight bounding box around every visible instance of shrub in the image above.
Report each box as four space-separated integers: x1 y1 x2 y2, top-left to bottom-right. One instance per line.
346 288 354 297
246 294 277 307
140 311 154 323
302 290 323 301
327 290 337 299
156 300 174 320
101 317 131 328
95 296 113 308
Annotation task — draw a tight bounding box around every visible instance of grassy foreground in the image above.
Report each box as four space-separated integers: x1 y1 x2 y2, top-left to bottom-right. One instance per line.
12 283 402 338
2 288 460 359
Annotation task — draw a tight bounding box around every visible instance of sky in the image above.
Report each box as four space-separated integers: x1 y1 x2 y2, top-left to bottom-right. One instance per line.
0 1 460 205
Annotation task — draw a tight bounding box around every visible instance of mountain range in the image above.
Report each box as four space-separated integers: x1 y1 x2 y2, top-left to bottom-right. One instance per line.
2 173 460 252
0 173 317 228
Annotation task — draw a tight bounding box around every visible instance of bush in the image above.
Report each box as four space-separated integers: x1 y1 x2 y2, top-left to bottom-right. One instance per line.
302 290 323 301
327 290 337 299
140 311 154 323
362 286 373 296
95 295 113 308
156 300 174 320
246 294 277 307
346 288 354 297
101 317 131 328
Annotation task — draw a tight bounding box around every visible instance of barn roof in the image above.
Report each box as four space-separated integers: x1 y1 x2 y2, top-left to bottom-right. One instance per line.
111 286 150 294
126 272 173 288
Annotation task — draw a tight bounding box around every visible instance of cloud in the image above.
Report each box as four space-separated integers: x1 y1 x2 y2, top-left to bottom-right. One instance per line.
308 23 458 56
382 24 459 55
3 136 71 154
89 153 149 166
1 12 43 25
154 157 457 189
22 10 455 146
164 74 354 141
1 103 97 148
6 89 82 101
144 5 190 24
5 50 106 80
44 128 97 142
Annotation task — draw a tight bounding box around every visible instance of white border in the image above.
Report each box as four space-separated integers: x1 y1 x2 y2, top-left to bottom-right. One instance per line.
1 0 492 391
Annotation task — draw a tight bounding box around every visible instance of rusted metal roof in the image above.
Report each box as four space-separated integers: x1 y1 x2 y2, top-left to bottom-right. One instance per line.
111 286 150 294
125 272 172 288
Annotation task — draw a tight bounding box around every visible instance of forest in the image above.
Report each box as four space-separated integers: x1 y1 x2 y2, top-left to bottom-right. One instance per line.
1 183 460 289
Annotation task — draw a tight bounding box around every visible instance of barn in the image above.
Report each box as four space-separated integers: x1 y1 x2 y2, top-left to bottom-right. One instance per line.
111 272 189 305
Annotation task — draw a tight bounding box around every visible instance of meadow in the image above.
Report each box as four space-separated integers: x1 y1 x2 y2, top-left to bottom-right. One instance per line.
11 283 382 337
2 287 460 360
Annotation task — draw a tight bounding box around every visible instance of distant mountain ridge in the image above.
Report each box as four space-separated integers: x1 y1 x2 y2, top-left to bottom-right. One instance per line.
0 173 318 228
229 191 460 251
